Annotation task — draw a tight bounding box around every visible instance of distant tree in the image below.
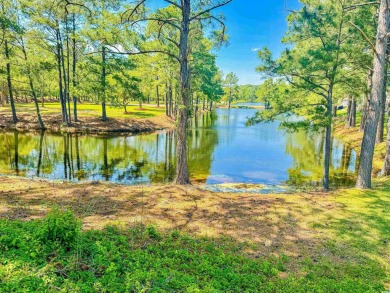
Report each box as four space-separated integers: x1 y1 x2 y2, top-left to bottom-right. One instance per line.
238 85 259 103
224 72 239 108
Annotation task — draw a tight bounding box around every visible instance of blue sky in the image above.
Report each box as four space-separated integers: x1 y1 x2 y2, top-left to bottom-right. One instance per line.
149 0 302 85
214 0 301 85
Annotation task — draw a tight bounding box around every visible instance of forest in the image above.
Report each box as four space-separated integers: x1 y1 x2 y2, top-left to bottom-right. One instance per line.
0 0 389 292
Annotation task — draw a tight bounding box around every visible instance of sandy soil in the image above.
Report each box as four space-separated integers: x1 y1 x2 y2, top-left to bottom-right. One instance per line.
0 112 175 134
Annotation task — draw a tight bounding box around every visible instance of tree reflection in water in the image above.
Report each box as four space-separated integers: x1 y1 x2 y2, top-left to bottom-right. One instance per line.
0 109 358 187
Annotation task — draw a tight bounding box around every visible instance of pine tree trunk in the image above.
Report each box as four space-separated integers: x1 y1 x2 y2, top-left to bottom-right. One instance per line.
376 62 388 144
323 89 333 191
357 0 390 189
351 98 356 127
382 108 390 175
360 70 374 132
59 28 71 125
346 97 352 128
165 82 169 116
21 39 44 129
101 46 107 121
56 28 69 125
72 14 78 122
4 40 17 124
174 0 191 185
156 83 160 107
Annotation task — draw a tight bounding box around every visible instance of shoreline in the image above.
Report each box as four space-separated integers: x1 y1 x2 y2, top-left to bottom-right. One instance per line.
0 112 175 134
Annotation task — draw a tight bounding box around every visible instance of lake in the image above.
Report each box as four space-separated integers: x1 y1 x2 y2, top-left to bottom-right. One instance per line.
0 108 358 187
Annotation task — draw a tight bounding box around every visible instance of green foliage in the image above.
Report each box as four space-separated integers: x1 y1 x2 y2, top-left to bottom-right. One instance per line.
237 84 259 103
0 209 387 292
252 0 375 132
35 208 81 249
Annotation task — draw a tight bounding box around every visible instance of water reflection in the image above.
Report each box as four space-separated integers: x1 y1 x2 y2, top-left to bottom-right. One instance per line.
0 108 358 187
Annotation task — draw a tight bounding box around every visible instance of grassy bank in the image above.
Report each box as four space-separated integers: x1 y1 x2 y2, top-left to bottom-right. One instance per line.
0 103 173 134
0 176 389 291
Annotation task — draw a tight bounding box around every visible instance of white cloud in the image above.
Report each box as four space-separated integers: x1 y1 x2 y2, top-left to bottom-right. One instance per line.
251 48 261 52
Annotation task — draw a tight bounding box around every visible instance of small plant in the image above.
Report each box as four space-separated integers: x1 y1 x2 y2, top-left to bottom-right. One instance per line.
36 208 81 249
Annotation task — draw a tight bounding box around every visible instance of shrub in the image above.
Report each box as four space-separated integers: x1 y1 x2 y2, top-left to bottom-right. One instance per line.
35 208 81 249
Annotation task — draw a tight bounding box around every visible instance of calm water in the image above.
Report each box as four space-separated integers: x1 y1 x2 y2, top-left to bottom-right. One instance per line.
0 108 358 187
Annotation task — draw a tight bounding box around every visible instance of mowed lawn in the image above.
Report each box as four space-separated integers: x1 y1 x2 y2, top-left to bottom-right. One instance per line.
0 102 166 119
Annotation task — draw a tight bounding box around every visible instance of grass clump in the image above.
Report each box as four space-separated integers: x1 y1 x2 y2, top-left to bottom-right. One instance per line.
0 210 387 292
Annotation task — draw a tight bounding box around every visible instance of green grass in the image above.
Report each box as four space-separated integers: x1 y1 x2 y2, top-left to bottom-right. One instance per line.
0 102 166 119
0 208 387 292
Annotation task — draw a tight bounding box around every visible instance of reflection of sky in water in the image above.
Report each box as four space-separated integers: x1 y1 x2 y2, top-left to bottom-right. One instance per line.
206 109 292 185
0 107 358 187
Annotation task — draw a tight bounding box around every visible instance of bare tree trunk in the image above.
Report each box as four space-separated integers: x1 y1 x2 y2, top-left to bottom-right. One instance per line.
351 98 356 127
72 14 78 122
21 40 44 129
346 96 357 128
165 82 169 116
360 70 374 132
4 40 17 124
174 0 191 185
56 27 69 125
101 45 107 121
376 62 388 144
382 102 390 175
357 0 390 189
156 84 160 107
65 17 72 125
59 27 71 125
323 89 333 191
346 96 352 128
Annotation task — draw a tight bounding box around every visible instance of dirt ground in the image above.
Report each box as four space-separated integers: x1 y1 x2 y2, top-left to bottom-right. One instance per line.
0 176 388 266
0 111 174 134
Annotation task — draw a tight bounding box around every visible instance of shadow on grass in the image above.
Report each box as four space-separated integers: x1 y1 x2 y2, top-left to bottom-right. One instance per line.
0 179 389 291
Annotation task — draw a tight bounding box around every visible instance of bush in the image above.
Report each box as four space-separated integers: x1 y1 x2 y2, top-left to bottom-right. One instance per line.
35 208 81 249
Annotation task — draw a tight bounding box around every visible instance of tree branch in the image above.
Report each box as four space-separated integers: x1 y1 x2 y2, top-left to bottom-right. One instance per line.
163 0 182 9
189 0 233 21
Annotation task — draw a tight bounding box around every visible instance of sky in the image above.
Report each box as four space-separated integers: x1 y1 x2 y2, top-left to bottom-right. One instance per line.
214 0 301 85
149 0 302 85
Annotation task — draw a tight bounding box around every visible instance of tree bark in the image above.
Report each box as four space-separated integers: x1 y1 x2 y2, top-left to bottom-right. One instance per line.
21 38 45 129
56 30 68 125
101 45 107 121
376 62 388 144
165 82 169 116
351 98 356 127
174 0 191 185
4 40 18 124
156 76 160 107
346 96 357 128
382 102 390 175
346 96 352 128
72 14 78 122
59 27 71 125
323 89 333 191
356 0 390 189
